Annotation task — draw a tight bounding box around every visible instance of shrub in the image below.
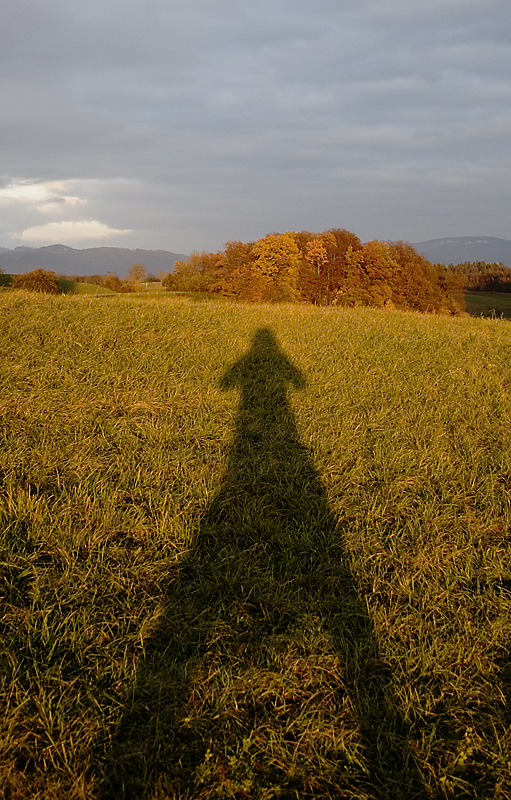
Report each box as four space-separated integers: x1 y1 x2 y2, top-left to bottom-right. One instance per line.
12 269 60 294
100 273 124 292
162 272 178 290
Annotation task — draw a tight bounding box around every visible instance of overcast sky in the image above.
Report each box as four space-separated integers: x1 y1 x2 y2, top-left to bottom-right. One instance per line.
1 0 510 254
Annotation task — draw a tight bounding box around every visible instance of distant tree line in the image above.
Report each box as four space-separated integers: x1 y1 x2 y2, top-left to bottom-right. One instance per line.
62 264 159 292
4 264 161 294
166 229 465 313
447 261 511 293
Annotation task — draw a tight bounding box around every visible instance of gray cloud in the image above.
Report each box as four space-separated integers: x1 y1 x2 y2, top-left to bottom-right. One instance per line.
1 0 510 251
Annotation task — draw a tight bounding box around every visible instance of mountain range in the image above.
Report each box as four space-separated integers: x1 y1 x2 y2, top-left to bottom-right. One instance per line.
0 244 187 278
1 236 510 276
412 236 511 268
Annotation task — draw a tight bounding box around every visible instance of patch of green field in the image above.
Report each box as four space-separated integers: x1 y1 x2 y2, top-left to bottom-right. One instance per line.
1 292 511 799
58 279 115 295
465 291 511 319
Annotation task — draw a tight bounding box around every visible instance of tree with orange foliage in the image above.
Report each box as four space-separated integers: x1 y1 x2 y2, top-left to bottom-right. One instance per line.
213 241 254 297
101 273 123 292
358 240 400 307
387 242 446 312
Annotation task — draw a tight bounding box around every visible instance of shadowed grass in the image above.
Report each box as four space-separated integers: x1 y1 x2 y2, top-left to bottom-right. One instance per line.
1 291 511 798
465 291 511 319
57 281 116 296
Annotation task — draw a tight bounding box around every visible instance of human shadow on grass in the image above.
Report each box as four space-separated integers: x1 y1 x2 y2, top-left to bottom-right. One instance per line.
101 327 423 799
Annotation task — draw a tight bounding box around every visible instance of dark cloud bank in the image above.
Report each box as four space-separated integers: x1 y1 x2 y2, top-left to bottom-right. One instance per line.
1 0 510 252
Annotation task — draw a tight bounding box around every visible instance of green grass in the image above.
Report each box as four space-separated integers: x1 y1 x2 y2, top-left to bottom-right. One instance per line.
0 277 115 295
1 291 511 799
57 280 115 296
465 291 511 319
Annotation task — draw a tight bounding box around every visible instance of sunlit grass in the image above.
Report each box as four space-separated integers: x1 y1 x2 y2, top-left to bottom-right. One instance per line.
1 291 510 798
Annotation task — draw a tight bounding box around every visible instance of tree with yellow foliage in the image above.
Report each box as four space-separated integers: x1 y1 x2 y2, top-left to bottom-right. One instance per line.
251 232 301 302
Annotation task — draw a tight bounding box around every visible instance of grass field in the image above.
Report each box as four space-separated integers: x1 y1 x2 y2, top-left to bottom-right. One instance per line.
1 291 511 799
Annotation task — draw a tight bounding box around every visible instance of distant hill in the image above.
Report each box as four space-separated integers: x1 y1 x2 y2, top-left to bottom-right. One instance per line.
0 244 187 277
412 237 511 268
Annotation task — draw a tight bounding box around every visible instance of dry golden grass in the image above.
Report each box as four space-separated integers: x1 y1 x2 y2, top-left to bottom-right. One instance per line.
1 291 510 799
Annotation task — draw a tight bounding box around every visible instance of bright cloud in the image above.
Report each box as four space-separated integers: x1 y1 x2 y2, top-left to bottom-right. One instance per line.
0 180 80 204
0 182 54 202
0 180 85 215
0 179 134 247
18 220 132 243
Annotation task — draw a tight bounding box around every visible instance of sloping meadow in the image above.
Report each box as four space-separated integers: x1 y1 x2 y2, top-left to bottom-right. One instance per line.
1 291 510 799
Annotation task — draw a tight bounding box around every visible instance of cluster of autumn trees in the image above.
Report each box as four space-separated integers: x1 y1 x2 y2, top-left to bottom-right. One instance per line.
448 261 511 293
166 229 465 313
4 264 165 294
